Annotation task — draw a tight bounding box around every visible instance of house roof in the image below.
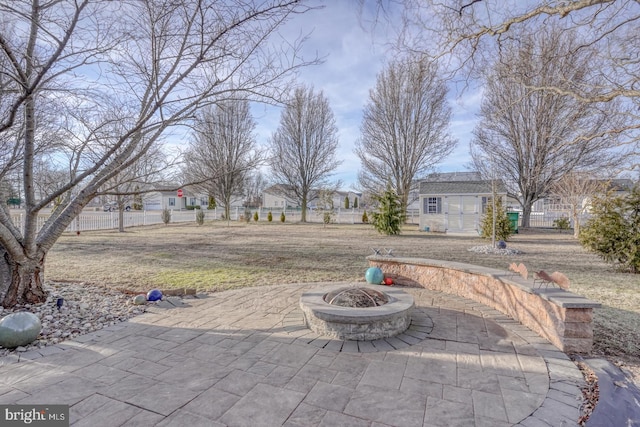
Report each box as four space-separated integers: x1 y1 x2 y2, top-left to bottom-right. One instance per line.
606 179 635 192
419 180 507 195
424 171 483 182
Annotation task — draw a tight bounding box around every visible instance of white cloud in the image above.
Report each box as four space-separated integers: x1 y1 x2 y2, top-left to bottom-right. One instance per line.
254 2 481 189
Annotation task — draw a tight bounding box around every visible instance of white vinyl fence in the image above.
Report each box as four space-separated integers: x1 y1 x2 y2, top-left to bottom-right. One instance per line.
10 207 421 234
10 210 201 234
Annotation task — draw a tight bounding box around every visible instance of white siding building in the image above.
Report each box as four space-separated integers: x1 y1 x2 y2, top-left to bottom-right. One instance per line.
419 172 508 234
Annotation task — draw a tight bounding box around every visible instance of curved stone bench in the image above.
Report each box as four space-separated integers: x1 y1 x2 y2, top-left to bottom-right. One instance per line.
367 256 601 353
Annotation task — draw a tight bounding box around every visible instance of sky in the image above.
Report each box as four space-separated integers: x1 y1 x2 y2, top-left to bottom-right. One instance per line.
251 1 482 191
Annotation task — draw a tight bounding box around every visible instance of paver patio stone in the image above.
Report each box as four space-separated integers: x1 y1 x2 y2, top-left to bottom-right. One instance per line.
124 381 199 416
181 386 240 419
260 342 318 368
472 389 509 422
0 282 591 426
304 381 354 412
0 387 30 403
319 410 371 427
120 410 165 426
213 369 264 396
219 383 306 427
360 360 405 389
155 409 225 427
74 363 131 385
18 375 105 405
332 370 364 389
345 384 426 426
502 389 546 423
283 402 327 427
400 377 444 399
424 396 475 427
457 367 502 393
497 374 531 392
442 384 473 404
101 373 160 401
71 395 144 427
405 353 457 386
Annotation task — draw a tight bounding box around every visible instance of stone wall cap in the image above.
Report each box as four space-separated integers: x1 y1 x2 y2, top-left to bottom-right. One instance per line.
534 288 602 308
368 256 602 309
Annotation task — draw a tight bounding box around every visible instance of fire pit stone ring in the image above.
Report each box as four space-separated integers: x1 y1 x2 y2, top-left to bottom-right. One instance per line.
299 284 414 341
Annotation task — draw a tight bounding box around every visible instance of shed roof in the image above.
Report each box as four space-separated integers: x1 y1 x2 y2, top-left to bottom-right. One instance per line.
419 179 507 195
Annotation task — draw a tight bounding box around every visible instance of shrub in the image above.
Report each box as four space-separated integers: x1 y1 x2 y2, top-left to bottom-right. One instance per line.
579 186 640 273
479 197 513 241
243 210 251 223
267 211 273 222
195 209 205 225
161 208 171 225
344 196 350 209
253 211 259 222
133 189 143 211
362 210 369 223
323 212 332 225
371 185 404 235
280 212 286 223
353 198 358 208
553 216 571 230
185 205 196 210
207 196 216 210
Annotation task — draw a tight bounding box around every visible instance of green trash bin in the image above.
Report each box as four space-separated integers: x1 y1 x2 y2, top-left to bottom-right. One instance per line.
507 212 519 233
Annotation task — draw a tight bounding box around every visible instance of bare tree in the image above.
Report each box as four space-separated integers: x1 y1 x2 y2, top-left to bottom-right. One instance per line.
355 56 456 211
0 0 314 307
371 0 640 154
183 99 262 221
99 143 170 232
470 28 626 227
549 172 609 238
268 85 342 222
243 171 268 208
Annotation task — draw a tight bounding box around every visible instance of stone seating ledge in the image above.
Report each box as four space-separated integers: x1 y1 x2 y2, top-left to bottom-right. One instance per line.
368 256 601 354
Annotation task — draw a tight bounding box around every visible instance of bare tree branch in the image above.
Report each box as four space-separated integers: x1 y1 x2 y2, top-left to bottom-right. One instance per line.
355 56 456 210
268 85 342 222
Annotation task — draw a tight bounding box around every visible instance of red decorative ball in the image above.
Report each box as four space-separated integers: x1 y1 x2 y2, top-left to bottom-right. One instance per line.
384 277 393 286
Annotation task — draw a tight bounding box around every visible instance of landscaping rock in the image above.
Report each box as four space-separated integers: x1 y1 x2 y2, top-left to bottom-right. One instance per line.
0 312 42 348
0 282 150 357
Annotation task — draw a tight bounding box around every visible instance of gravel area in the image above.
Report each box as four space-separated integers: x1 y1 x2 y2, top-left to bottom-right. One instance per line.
467 244 523 255
0 282 148 356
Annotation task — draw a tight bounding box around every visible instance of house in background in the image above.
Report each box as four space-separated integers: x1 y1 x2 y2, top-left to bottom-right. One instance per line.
143 189 208 211
330 190 362 209
419 172 509 234
263 185 362 210
262 185 302 209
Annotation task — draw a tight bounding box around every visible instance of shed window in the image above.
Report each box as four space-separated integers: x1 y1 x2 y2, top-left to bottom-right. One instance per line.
481 197 491 214
169 197 176 207
424 197 442 214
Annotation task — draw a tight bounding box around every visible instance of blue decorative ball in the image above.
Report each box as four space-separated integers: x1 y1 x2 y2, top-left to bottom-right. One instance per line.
146 289 163 301
497 240 507 249
365 267 384 284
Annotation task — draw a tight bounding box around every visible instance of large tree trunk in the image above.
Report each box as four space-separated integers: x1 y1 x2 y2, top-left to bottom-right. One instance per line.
572 207 581 238
118 208 125 232
301 196 307 222
521 203 532 228
1 249 47 308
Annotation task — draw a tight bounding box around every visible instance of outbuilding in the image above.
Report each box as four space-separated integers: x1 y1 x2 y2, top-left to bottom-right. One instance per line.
419 172 508 234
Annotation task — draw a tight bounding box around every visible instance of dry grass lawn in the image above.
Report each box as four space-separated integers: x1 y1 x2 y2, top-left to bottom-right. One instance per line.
46 221 640 377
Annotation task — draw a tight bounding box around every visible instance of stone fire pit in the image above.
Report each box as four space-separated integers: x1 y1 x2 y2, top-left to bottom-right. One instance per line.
299 284 414 341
